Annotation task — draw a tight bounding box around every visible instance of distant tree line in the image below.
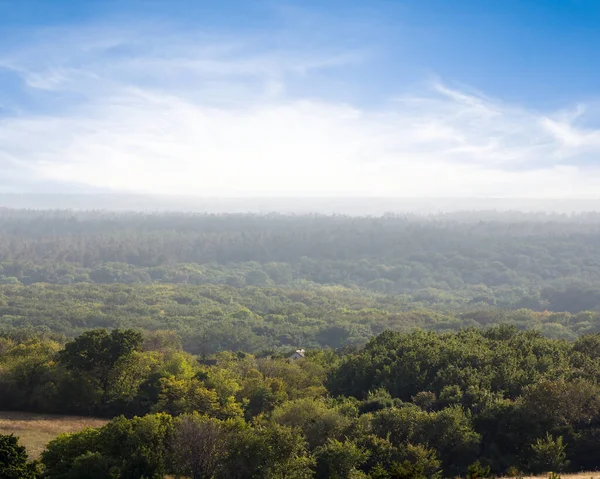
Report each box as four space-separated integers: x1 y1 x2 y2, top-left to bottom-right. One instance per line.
3 210 600 312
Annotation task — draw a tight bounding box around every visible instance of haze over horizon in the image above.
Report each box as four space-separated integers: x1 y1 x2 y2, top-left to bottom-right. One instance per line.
4 194 600 215
2 1 600 199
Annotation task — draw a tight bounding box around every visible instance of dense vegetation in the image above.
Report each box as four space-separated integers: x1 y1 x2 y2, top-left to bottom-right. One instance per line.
3 210 600 477
3 327 600 478
2 282 600 354
3 210 600 313
3 210 600 353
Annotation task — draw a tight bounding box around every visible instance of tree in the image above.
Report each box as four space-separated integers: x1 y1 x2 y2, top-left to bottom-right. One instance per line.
62 451 115 479
41 429 103 479
100 413 173 478
0 434 37 479
529 434 570 474
314 439 369 479
58 329 143 408
169 413 227 479
217 420 314 479
271 398 351 449
42 414 172 479
418 406 480 473
254 422 314 479
153 376 220 416
59 329 143 378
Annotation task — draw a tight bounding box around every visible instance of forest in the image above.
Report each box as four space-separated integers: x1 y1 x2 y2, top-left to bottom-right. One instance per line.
2 326 600 478
3 210 600 477
2 210 600 350
3 210 600 312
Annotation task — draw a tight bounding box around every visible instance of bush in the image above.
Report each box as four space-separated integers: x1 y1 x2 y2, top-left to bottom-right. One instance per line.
467 460 492 479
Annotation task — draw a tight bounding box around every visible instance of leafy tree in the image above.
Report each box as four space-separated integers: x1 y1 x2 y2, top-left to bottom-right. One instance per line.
101 414 173 478
314 439 369 479
59 329 143 376
57 329 143 412
0 434 37 479
271 398 352 449
41 429 103 479
63 452 115 479
253 422 314 479
218 420 313 479
42 414 172 479
389 444 442 479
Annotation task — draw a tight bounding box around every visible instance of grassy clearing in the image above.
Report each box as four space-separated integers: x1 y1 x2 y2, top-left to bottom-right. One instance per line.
0 410 108 458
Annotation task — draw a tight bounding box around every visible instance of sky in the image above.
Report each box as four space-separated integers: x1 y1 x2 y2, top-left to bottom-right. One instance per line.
2 0 600 198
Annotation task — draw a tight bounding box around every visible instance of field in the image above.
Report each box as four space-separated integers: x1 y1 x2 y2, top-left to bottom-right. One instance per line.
504 475 599 479
0 410 108 458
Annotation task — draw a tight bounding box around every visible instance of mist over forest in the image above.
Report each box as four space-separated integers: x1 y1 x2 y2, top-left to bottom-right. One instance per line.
4 194 600 215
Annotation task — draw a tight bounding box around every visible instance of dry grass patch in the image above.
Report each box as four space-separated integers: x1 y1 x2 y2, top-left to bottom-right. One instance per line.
0 410 108 458
502 474 599 479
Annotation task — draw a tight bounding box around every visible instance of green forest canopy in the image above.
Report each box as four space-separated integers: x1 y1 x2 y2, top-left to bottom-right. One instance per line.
2 326 600 477
2 210 600 353
1 210 600 314
3 210 600 476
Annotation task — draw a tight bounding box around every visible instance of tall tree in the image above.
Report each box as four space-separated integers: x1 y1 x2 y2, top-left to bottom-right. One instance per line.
169 413 227 479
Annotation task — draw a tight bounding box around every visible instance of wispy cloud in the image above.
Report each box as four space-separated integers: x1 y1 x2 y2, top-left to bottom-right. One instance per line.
2 21 600 197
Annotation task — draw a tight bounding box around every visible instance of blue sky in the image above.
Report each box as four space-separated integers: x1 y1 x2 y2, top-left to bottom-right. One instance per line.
2 0 600 197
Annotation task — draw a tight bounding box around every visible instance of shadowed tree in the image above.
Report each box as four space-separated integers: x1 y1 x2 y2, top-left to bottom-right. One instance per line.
58 329 143 401
0 434 38 479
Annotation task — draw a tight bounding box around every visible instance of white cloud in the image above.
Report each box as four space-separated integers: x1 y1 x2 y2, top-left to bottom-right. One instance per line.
2 23 600 198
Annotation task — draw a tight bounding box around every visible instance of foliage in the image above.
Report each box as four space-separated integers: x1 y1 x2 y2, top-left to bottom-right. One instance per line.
314 438 369 479
0 433 38 479
467 460 491 479
169 413 226 479
529 434 570 474
4 210 600 317
5 212 600 477
1 326 600 477
388 444 442 479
